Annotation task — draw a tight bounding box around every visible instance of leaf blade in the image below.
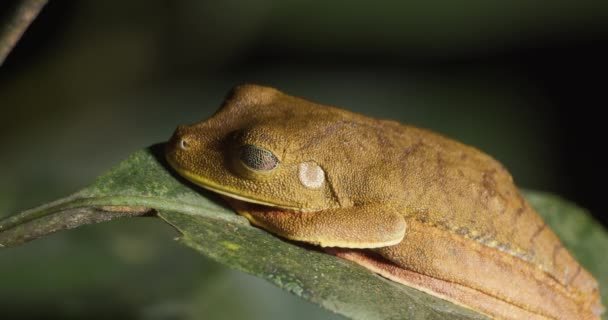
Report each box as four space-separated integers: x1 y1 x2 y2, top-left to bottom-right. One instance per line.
1 146 606 319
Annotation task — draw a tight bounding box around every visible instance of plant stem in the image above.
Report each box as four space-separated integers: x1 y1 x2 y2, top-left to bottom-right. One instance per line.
0 0 47 66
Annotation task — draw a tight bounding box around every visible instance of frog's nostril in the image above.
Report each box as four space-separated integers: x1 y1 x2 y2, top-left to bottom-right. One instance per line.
179 138 190 150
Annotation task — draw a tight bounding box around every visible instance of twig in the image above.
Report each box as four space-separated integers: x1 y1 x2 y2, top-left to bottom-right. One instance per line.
0 0 47 66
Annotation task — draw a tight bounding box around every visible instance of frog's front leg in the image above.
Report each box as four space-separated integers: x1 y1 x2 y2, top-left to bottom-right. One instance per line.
225 198 406 249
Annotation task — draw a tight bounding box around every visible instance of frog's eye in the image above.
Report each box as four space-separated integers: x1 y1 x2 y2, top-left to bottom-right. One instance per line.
238 144 279 171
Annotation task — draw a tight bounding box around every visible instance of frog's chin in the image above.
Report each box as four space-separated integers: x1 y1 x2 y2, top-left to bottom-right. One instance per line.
167 157 308 212
193 179 307 213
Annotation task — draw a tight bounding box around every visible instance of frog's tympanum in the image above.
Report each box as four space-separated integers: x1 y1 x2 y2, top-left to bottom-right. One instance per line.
166 84 603 320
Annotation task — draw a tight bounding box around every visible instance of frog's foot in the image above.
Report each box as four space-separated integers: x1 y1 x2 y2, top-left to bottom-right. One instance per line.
225 198 406 249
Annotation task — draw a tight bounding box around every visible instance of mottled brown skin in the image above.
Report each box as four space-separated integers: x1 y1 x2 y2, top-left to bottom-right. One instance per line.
166 84 603 320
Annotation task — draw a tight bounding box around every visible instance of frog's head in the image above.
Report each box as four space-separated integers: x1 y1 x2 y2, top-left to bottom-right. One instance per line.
166 84 407 247
166 84 378 212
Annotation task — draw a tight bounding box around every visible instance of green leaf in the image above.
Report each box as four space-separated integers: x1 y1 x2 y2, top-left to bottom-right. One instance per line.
1 145 606 320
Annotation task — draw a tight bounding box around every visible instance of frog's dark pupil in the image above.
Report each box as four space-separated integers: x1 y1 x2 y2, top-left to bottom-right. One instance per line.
239 145 279 171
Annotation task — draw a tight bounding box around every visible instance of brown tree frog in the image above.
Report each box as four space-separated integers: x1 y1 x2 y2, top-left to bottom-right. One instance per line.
165 85 603 320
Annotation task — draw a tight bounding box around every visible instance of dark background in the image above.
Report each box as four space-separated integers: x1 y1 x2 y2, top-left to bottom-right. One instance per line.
1 1 606 319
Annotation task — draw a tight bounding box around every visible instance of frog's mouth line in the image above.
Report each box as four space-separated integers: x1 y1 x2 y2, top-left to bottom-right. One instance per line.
167 156 306 212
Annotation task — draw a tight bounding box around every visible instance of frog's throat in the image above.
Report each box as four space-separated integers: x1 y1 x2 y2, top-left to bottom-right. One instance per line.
167 158 307 212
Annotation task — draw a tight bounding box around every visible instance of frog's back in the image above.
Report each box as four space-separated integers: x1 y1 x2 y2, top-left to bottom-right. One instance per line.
370 119 601 319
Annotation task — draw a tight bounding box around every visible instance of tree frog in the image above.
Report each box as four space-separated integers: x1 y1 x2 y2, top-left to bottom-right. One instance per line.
165 84 603 320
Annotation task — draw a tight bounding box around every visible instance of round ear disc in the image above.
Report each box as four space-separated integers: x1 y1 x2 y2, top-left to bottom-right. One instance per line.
298 162 325 189
239 144 279 171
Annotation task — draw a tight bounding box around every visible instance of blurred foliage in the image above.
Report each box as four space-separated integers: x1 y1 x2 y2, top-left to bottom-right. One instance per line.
1 0 606 319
